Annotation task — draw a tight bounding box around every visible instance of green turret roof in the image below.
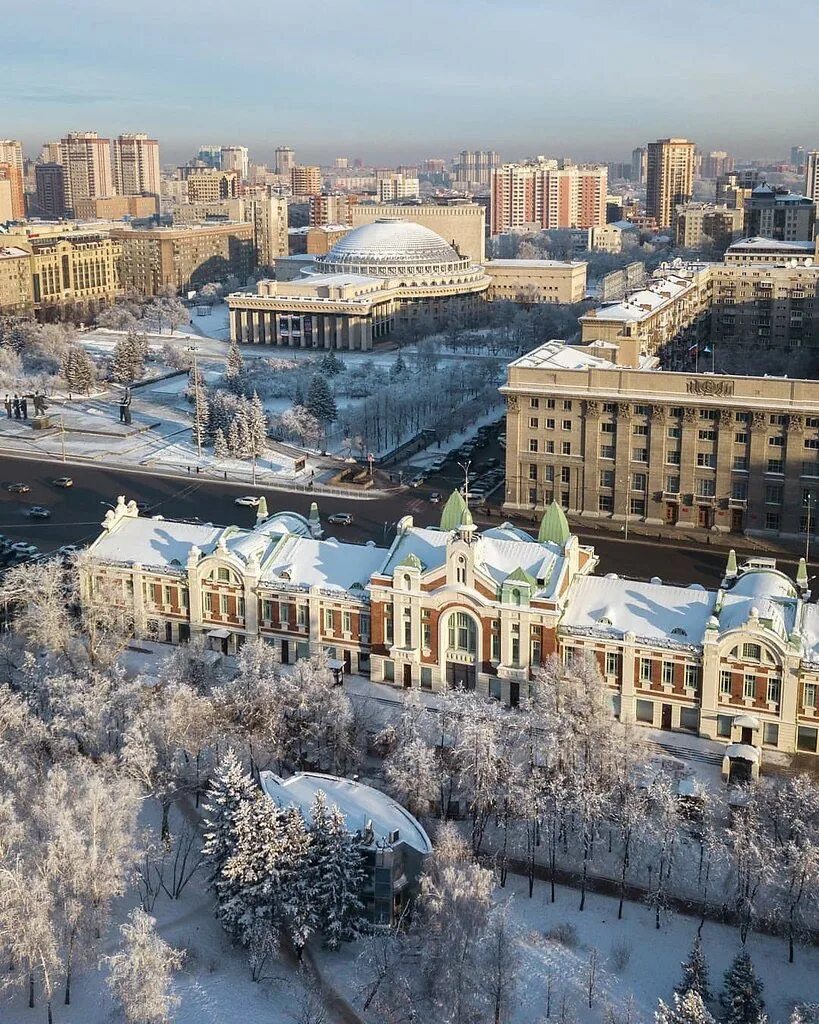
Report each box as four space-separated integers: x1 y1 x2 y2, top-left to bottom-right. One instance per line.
538 501 570 547
440 490 468 531
797 557 809 589
505 565 537 589
398 552 425 571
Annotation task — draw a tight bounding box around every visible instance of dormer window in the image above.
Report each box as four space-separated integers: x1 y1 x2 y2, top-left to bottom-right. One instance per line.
743 642 761 662
217 568 230 583
280 570 291 581
598 616 612 626
403 573 412 590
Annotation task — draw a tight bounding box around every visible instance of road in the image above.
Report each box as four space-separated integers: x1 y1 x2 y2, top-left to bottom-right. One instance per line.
0 453 795 588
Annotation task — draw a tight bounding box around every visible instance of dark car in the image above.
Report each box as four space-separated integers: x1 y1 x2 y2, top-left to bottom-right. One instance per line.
7 482 30 494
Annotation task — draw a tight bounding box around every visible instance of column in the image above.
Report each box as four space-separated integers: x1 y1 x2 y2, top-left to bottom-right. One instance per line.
698 632 720 740
612 402 632 520
619 632 636 723
229 308 239 341
747 411 768 531
782 414 805 534
581 399 600 517
645 405 666 525
678 407 698 526
132 564 147 636
714 407 734 533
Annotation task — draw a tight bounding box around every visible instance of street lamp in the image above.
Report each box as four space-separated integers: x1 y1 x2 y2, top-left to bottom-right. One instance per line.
457 460 471 505
805 491 814 565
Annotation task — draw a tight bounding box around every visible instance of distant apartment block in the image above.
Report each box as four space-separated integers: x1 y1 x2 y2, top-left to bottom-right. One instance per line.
484 259 587 304
73 195 159 220
0 140 25 219
0 245 34 313
646 138 695 229
376 172 419 202
34 163 66 219
112 133 161 196
805 151 819 205
290 165 323 197
185 170 239 203
220 145 249 180
674 203 744 250
310 193 355 227
744 185 816 241
60 132 114 215
490 161 607 234
452 150 501 187
275 146 296 177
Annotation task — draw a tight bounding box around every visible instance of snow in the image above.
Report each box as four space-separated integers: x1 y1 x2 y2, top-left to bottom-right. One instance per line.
562 575 717 644
717 568 798 639
260 771 433 854
378 524 451 576
90 517 224 569
509 339 657 371
261 534 387 592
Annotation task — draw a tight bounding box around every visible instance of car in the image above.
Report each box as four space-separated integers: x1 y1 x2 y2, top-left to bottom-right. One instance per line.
409 474 424 487
135 501 151 512
328 512 354 526
52 477 73 488
27 506 51 519
467 491 487 505
11 542 38 555
429 492 441 503
234 495 261 507
57 544 79 558
7 482 30 494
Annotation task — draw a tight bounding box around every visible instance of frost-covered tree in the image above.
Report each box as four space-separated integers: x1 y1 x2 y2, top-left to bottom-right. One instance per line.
110 332 140 384
720 950 764 1024
202 748 257 891
389 352 407 379
213 427 230 460
106 908 184 1024
677 935 712 1003
656 991 716 1024
320 349 344 376
726 790 775 943
247 391 268 458
383 734 438 818
280 404 323 446
308 792 365 949
480 902 520 1024
305 373 337 425
224 340 245 393
61 345 96 393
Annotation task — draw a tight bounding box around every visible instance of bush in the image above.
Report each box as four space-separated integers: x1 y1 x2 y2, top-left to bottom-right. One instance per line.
609 940 632 972
546 922 578 948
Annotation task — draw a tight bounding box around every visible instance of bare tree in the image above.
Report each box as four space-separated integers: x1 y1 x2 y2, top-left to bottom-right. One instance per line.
106 908 184 1024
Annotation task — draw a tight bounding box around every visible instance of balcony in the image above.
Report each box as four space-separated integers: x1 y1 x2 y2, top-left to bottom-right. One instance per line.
497 663 529 683
662 491 681 502
728 498 747 509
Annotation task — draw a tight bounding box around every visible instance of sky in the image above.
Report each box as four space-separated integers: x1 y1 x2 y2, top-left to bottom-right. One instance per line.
5 0 819 167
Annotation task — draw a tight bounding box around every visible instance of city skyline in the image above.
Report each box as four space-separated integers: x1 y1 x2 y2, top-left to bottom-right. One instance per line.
5 0 819 165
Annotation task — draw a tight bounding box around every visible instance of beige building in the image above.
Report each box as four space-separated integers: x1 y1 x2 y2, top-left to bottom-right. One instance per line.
60 132 114 215
0 140 25 219
113 223 255 296
723 237 817 265
484 258 587 304
646 138 695 229
589 224 623 253
290 165 322 197
0 174 14 223
112 133 160 196
305 225 351 255
172 198 246 224
247 194 288 267
674 203 744 250
73 194 159 220
24 232 122 314
310 193 355 227
275 146 296 177
0 246 34 313
502 337 819 538
351 201 486 264
491 161 607 234
185 170 239 203
220 145 249 180
376 172 419 201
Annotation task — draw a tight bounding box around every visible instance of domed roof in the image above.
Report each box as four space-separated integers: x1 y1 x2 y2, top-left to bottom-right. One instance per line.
317 219 464 273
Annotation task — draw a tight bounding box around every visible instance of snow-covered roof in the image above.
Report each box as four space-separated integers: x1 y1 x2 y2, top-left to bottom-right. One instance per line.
0 246 29 259
487 258 583 269
260 771 432 854
90 517 223 569
727 237 815 253
590 274 694 323
717 569 798 640
316 218 469 276
561 576 716 645
508 339 656 372
261 535 386 594
475 535 562 595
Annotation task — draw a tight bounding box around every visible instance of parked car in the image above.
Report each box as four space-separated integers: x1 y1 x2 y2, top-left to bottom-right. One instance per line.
410 474 424 487
429 492 441 503
7 482 30 494
234 496 261 507
467 491 487 505
27 506 51 519
52 477 73 488
328 512 354 526
58 544 79 557
11 543 38 556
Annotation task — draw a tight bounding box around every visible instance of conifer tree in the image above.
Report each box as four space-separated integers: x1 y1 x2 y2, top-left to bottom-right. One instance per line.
308 792 366 949
720 950 764 1024
321 349 344 376
214 428 230 460
677 935 712 1002
390 352 407 379
227 418 242 458
201 749 257 890
110 334 138 384
224 340 245 394
62 345 96 393
305 373 337 425
656 991 716 1024
247 391 268 457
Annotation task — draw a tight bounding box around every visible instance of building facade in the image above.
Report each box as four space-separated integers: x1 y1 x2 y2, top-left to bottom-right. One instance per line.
0 246 34 314
73 195 159 220
185 170 240 203
112 133 161 197
27 232 122 315
34 163 66 219
247 194 288 267
81 494 819 761
220 145 249 181
646 138 695 229
805 151 819 206
484 258 587 304
490 161 607 234
113 223 255 295
350 201 486 264
673 203 744 250
291 165 323 197
0 140 25 219
452 150 501 187
744 184 816 241
502 338 819 537
60 132 114 215
275 147 296 177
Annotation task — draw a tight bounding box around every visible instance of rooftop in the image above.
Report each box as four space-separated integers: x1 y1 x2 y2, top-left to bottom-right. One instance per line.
486 258 584 269
317 218 465 272
508 339 655 372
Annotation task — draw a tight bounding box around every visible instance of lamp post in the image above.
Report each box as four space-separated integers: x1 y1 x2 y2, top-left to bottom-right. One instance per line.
805 491 814 566
457 460 471 506
59 414 66 463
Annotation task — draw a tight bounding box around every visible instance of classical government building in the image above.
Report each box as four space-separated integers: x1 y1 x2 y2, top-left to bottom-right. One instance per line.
226 219 586 350
502 338 819 537
83 494 819 762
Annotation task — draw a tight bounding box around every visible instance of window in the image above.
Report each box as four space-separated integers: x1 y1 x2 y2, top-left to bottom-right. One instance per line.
598 495 613 513
696 479 716 497
531 637 542 667
808 417 819 428
546 441 555 454
403 608 412 647
636 699 654 723
639 657 651 682
633 424 648 436
629 497 645 516
770 414 786 426
797 726 818 753
563 400 572 411
766 677 781 704
219 594 229 615
634 404 648 415
562 419 572 431
279 601 290 625
510 623 520 667
324 608 334 632
422 610 431 649
632 473 646 491
667 426 681 439
297 604 308 627
601 422 616 433
720 670 732 695
684 665 699 690
804 682 817 708
163 585 171 605
632 448 647 462
732 481 748 499
203 592 213 613
805 438 819 450
456 556 466 584
560 466 571 485
767 459 784 474
734 432 748 445
763 722 779 746
546 399 555 409
448 613 477 654
529 439 538 453
218 568 230 582
662 661 674 685
670 407 683 418
765 512 781 530
717 715 733 738
743 674 756 699
700 409 718 421
544 466 554 482
384 607 393 644
666 475 680 493
600 470 614 488
600 445 615 460
697 453 716 468
605 651 620 677
528 464 538 480
603 402 616 413
560 441 571 455
698 429 717 442
735 411 750 423
383 660 394 682
743 642 761 661
343 610 352 633
768 435 785 447
545 418 555 429
491 623 501 662
237 596 245 618
529 398 539 409
180 589 189 610
529 417 539 428
666 450 681 465
680 707 700 731
360 612 371 641
732 456 748 471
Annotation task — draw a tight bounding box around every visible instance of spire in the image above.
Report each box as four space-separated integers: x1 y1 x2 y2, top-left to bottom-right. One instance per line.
725 548 738 579
797 557 809 590
538 501 570 548
256 496 268 523
308 501 322 538
458 502 476 543
440 489 468 531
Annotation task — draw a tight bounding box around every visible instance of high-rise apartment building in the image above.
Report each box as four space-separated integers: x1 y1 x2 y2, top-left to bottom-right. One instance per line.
290 165 322 196
645 138 695 229
490 161 607 234
804 152 819 206
701 151 734 179
0 141 25 219
60 132 114 215
716 170 761 209
310 193 354 226
34 163 66 218
673 202 744 250
246 193 288 267
275 146 296 177
452 150 501 186
197 146 221 169
112 133 161 196
185 170 239 203
376 172 420 201
744 184 816 241
0 175 15 223
220 146 249 181
631 147 647 185
39 141 62 165
791 146 806 170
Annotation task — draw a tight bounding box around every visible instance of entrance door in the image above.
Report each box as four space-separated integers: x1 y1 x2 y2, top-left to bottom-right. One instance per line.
403 663 412 688
509 681 520 708
665 503 679 525
281 639 290 665
179 623 190 644
729 758 753 785
661 703 673 730
731 508 744 533
446 663 476 691
741 725 754 745
344 650 352 674
697 506 714 529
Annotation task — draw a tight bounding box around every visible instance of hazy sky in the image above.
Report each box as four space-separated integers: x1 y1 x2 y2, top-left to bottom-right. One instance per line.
5 0 819 166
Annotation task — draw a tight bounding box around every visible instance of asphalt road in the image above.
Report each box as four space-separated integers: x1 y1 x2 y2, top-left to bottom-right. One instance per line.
0 453 795 589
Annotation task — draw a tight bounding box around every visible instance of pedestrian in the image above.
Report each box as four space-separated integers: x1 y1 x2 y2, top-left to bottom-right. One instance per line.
223 471 227 480
186 465 190 473
20 397 27 420
3 395 10 418
195 466 200 474
12 395 20 419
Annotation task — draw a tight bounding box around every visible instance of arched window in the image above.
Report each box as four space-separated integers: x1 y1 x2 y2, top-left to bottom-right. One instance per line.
510 588 521 606
403 573 412 590
448 612 477 654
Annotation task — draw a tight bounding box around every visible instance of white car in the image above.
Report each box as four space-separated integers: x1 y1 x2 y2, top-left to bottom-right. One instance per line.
234 495 261 507
11 543 38 556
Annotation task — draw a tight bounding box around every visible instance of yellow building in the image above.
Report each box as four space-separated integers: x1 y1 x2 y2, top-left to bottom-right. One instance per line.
73 195 159 220
484 258 587 304
0 245 34 314
28 232 122 315
646 138 695 229
185 170 239 203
